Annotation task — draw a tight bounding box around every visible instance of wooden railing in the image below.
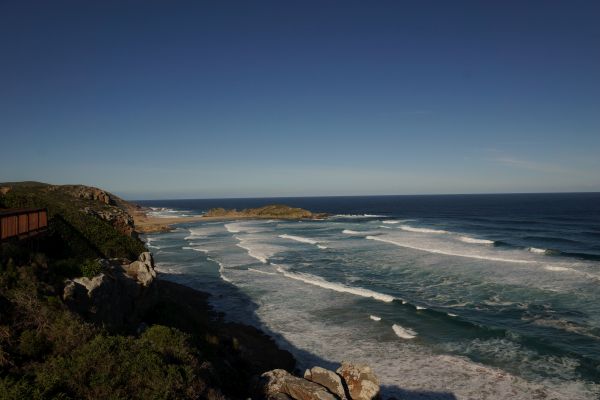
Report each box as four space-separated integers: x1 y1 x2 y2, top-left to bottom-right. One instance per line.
0 208 48 241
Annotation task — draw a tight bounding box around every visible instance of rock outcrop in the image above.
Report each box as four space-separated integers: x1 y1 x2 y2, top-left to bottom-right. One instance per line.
304 367 348 400
261 369 338 400
261 362 379 400
67 185 115 205
336 362 380 400
63 252 158 329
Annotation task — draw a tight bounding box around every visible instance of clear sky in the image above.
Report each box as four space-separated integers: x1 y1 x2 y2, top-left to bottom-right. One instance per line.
1 1 599 199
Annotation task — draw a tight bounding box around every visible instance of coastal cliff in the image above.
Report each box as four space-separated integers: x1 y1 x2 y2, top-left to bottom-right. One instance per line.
0 181 379 400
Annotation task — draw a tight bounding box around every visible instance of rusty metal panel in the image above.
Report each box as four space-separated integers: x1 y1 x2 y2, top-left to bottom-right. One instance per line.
1 215 18 240
18 214 28 234
29 212 39 231
39 211 48 227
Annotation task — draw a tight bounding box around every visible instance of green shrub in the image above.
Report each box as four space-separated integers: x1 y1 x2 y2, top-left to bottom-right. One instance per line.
80 259 103 278
19 329 50 358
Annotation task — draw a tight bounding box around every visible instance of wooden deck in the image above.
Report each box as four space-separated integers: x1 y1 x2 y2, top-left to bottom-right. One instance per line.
0 208 48 241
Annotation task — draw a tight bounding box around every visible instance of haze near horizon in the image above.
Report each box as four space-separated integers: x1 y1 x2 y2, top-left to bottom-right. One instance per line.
1 1 599 199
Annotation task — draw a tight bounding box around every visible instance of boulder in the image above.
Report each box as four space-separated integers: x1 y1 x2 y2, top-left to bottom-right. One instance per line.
304 367 347 400
126 252 157 286
336 362 380 400
62 254 158 330
261 369 338 400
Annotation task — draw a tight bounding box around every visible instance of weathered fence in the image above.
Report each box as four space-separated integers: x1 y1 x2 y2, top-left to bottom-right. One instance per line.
0 208 48 241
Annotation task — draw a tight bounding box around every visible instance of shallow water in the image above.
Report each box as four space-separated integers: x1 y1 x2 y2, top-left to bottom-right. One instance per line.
139 194 600 399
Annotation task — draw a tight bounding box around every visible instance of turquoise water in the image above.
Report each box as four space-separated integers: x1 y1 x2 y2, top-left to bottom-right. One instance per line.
141 194 600 399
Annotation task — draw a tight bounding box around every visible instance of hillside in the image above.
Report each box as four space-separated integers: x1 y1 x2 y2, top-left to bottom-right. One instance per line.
0 182 296 400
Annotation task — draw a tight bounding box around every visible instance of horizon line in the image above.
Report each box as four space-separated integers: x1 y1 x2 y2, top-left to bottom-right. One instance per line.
129 190 600 202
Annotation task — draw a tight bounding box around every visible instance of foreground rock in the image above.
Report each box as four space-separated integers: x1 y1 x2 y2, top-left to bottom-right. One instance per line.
204 204 329 220
261 362 380 400
63 252 158 329
305 367 348 400
261 369 338 400
336 362 380 400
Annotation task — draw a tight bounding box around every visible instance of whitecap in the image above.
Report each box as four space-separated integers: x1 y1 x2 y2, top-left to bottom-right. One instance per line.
369 315 382 321
392 324 417 339
182 246 208 253
274 265 395 303
278 234 319 245
399 225 449 234
343 229 362 235
248 268 277 276
459 236 495 245
528 247 547 254
416 306 427 310
225 223 241 233
366 236 535 264
236 243 269 263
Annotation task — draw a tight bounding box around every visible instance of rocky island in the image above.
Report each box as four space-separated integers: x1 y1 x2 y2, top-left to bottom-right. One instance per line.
0 182 379 400
204 204 329 220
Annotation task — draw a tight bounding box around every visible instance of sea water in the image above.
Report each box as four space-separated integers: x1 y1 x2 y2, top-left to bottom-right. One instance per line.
138 193 600 399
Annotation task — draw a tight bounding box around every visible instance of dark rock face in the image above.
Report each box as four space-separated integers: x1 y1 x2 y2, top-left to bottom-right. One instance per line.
261 363 380 400
62 252 158 330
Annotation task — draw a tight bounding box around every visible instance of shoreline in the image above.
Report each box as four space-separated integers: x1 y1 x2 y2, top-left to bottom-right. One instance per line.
131 205 326 234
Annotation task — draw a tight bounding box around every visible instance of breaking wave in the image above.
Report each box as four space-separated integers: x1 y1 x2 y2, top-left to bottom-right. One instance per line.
399 225 449 234
392 324 418 339
274 265 396 303
459 236 495 245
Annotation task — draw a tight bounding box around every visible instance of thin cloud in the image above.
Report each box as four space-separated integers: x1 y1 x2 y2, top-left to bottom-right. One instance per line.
493 156 573 174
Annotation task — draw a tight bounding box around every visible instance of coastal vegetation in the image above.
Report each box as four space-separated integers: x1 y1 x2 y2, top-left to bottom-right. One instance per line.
0 182 295 400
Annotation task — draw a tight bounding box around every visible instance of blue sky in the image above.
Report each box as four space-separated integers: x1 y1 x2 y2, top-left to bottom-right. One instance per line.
1 1 599 199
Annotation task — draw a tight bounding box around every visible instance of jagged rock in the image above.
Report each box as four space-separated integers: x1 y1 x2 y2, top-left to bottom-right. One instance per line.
126 252 157 286
336 362 380 400
62 254 158 330
261 369 338 400
0 186 11 195
72 186 114 205
304 367 347 400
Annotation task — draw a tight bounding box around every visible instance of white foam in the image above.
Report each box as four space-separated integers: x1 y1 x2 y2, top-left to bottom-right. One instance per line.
528 247 547 254
382 220 401 224
366 236 535 264
544 266 571 272
392 324 417 339
225 223 241 233
207 257 232 283
460 236 495 245
236 243 269 263
182 246 208 253
447 313 458 317
317 244 328 250
278 234 319 245
334 214 385 218
379 225 392 229
399 225 449 234
248 268 277 276
275 265 396 303
416 306 427 310
343 229 362 235
369 315 382 321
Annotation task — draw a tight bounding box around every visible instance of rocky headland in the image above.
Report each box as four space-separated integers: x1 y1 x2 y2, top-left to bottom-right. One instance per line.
0 181 379 400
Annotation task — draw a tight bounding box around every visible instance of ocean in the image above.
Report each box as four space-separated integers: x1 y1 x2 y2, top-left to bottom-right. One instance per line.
137 193 600 399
